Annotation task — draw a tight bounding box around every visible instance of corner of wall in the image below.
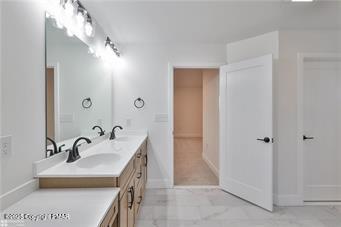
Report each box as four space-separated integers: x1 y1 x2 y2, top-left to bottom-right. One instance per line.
226 31 279 63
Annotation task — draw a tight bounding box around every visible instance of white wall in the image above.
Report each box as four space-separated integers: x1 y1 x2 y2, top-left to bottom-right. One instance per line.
202 69 219 176
226 30 340 205
174 69 203 138
112 43 226 187
226 31 279 63
1 1 46 195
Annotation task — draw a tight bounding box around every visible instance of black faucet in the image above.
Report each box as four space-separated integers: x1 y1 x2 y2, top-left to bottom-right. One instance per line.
92 125 105 136
110 126 123 140
46 137 57 157
66 137 92 163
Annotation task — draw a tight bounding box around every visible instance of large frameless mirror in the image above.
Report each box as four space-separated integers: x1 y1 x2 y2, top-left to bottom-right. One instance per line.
45 14 112 157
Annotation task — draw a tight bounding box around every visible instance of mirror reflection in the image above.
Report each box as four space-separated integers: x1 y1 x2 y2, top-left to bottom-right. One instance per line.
45 16 112 157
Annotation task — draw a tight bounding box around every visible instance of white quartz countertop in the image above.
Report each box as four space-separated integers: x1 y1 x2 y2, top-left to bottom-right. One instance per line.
36 133 147 178
1 188 120 227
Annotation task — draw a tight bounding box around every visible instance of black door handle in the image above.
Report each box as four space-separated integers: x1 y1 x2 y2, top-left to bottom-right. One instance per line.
303 135 314 140
257 137 271 143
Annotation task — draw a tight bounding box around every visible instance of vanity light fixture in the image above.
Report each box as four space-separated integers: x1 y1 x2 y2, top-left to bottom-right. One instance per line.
291 0 313 2
105 37 121 57
84 14 94 37
63 0 76 17
76 8 86 25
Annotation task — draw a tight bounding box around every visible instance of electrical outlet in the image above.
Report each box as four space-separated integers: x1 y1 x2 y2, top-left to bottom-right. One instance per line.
0 135 12 156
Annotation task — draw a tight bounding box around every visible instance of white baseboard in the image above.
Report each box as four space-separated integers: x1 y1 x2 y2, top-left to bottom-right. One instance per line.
0 179 38 210
202 153 219 177
146 179 172 189
273 194 303 206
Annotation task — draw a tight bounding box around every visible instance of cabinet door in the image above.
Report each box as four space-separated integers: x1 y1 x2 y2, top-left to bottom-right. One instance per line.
119 190 128 227
142 143 148 187
134 182 145 218
120 178 135 227
127 179 135 227
135 163 143 187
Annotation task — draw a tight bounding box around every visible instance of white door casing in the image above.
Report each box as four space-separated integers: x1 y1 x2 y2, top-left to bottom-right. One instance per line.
219 54 273 211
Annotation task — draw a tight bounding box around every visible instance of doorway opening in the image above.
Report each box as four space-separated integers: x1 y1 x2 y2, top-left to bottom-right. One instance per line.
46 64 60 144
298 53 341 202
46 67 55 140
173 68 219 186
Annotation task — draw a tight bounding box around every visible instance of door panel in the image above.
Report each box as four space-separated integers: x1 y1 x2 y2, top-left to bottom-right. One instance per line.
303 60 341 201
220 54 273 211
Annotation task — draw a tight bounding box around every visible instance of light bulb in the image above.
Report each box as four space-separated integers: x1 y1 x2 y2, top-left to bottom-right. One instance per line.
55 17 64 29
46 12 51 18
85 21 93 37
95 51 101 58
76 11 85 25
64 0 75 17
88 47 95 54
105 44 112 53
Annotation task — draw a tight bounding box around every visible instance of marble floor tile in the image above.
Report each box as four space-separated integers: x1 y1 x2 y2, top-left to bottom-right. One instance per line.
136 188 341 227
152 206 202 220
198 206 249 220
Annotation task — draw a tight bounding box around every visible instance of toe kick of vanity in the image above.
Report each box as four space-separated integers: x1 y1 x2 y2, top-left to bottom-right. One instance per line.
37 138 148 227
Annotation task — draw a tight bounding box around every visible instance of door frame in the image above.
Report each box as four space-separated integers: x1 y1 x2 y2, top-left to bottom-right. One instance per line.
46 63 61 142
297 52 341 203
168 62 224 187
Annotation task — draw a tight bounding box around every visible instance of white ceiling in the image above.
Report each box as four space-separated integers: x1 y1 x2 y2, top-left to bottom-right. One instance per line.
83 1 340 44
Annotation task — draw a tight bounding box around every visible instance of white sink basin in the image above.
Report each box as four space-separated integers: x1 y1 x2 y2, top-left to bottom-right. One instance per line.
76 153 120 168
114 136 136 142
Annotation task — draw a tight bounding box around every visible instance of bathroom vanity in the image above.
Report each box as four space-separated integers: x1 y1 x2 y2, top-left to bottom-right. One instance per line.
2 188 120 227
18 9 150 227
36 134 148 227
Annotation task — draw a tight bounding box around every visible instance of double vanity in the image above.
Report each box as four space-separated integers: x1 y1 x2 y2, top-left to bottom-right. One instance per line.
3 133 148 227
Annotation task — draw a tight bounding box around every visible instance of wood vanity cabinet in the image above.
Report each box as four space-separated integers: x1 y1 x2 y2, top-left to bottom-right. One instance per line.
119 141 148 227
38 139 148 227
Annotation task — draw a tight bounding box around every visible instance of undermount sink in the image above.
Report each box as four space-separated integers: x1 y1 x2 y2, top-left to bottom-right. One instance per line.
76 153 120 168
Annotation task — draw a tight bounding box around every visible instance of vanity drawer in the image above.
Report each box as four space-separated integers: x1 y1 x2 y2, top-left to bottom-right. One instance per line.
118 158 135 192
101 196 119 227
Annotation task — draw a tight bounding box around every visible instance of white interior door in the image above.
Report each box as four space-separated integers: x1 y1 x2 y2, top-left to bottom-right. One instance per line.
303 58 341 201
220 54 273 211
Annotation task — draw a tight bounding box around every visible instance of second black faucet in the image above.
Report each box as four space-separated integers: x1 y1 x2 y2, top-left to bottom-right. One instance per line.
92 125 105 136
66 137 92 163
110 125 123 140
